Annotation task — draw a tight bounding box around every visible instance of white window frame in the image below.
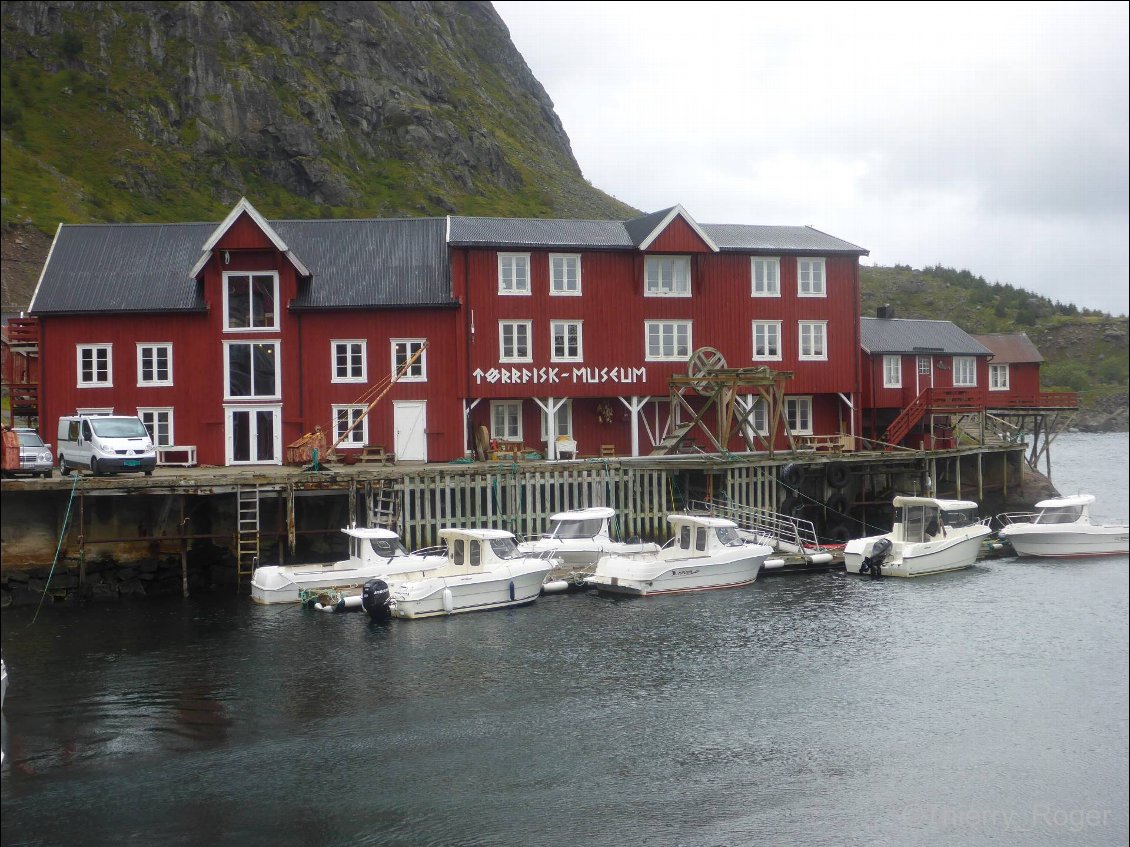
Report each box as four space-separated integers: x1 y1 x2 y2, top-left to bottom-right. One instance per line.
540 400 574 439
883 355 902 388
136 343 173 387
953 356 977 387
490 400 523 441
549 254 581 296
797 258 826 297
799 321 828 361
550 320 583 362
752 321 782 361
918 356 933 376
499 321 532 363
331 340 367 384
750 257 780 297
77 344 113 388
137 407 174 447
741 396 769 438
332 405 369 446
989 363 1010 391
222 271 279 332
498 253 531 295
644 255 691 297
223 340 281 401
645 320 692 361
392 338 427 382
785 396 814 435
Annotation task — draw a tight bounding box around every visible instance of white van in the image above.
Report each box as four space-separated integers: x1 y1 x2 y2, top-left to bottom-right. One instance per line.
57 415 157 476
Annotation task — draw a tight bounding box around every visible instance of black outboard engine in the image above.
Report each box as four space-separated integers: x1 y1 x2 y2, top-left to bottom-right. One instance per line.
361 578 392 621
859 537 893 579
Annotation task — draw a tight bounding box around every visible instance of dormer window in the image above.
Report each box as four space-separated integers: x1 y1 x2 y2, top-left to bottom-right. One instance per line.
644 255 690 297
224 271 279 331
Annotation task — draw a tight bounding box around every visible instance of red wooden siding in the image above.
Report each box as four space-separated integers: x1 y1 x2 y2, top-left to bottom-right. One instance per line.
646 216 714 253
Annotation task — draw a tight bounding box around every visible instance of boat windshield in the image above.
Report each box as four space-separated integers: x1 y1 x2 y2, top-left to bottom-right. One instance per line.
368 537 408 558
90 417 148 438
901 505 943 542
1036 506 1083 525
549 518 604 540
941 509 977 529
489 537 520 559
715 526 746 547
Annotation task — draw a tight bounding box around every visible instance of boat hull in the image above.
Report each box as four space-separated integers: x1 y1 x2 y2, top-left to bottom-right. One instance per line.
388 564 552 619
998 526 1130 558
586 549 768 596
845 528 990 577
251 562 394 605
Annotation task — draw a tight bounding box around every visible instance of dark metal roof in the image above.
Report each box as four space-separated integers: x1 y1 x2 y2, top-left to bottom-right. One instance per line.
860 317 994 356
448 217 632 249
279 218 453 309
31 218 455 315
971 333 1044 364
702 224 869 255
449 214 868 254
31 223 213 314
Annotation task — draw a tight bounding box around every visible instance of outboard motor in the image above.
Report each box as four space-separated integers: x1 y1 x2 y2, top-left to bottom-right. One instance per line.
361 578 392 621
859 537 893 579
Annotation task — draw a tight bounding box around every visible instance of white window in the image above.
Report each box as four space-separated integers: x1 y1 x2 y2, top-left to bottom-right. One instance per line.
799 321 828 360
751 258 780 297
491 401 522 440
550 321 583 362
77 344 112 387
137 408 174 447
333 405 368 446
498 253 530 295
883 355 902 388
331 340 366 383
785 396 813 435
918 356 933 375
797 258 826 297
392 339 427 381
550 254 581 295
540 401 574 439
989 364 1010 391
499 321 532 362
645 320 691 360
644 255 691 297
136 343 172 386
752 321 782 361
953 356 977 387
224 341 280 400
223 271 279 331
742 396 768 437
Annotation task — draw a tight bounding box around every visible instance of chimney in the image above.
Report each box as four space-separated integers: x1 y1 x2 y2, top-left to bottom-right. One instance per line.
877 304 894 319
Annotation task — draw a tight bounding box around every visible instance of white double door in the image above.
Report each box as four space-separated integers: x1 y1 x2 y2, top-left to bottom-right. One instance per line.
225 405 282 465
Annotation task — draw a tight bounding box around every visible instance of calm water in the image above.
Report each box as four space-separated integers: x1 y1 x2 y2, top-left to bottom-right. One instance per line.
2 433 1127 847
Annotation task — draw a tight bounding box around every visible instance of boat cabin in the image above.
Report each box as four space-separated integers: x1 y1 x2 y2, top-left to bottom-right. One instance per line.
666 515 748 556
891 496 981 543
1030 495 1094 525
542 507 617 542
343 527 410 566
438 527 525 566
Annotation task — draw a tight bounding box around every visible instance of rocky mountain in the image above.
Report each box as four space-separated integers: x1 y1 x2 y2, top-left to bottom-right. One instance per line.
0 0 635 229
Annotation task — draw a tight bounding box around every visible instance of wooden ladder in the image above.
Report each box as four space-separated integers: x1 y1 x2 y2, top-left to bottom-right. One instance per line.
236 485 260 589
368 480 401 530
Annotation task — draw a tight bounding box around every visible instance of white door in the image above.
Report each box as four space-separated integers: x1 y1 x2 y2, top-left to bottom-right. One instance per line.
394 401 427 462
225 406 282 465
915 355 934 395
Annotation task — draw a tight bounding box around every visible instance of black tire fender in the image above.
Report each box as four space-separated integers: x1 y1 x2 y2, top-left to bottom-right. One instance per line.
826 462 849 489
780 463 803 487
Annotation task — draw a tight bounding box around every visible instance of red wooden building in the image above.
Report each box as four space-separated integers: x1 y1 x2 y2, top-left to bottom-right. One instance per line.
28 199 872 466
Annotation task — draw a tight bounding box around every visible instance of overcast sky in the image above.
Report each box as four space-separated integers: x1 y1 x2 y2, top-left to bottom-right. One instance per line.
493 1 1129 316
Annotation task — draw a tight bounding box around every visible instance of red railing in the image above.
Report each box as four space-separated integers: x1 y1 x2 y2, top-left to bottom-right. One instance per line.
881 387 985 448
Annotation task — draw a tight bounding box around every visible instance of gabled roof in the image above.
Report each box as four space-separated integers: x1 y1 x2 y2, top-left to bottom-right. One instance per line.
31 217 455 315
971 333 1044 364
190 197 311 278
623 205 719 252
860 317 994 356
702 224 869 255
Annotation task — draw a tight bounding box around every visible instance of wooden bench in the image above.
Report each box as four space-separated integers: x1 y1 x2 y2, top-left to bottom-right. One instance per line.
156 445 197 467
357 445 394 464
795 435 849 454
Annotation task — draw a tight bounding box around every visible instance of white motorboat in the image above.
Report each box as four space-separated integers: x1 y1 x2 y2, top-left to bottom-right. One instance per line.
844 496 992 578
250 527 413 604
362 528 557 620
997 494 1129 558
584 513 773 596
517 506 660 567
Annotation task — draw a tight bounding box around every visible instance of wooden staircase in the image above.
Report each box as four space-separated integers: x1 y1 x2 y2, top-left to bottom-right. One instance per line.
650 422 695 455
882 388 984 449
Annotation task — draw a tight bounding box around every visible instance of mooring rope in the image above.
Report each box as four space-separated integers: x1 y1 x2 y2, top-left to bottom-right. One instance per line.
32 471 81 624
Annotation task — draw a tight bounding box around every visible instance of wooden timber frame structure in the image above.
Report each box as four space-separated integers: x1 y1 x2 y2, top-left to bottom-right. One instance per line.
659 347 795 456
